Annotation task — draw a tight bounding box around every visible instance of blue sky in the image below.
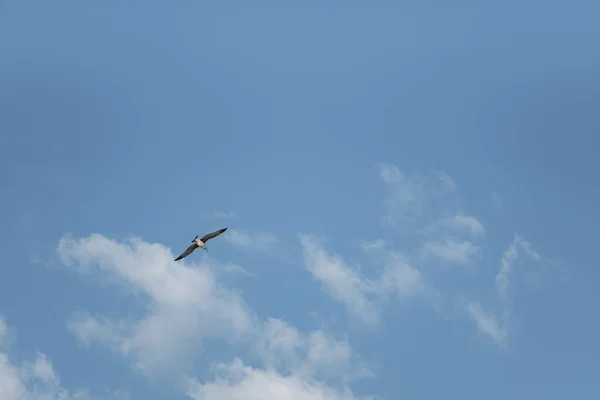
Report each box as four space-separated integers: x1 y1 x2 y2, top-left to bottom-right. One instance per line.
1 0 599 399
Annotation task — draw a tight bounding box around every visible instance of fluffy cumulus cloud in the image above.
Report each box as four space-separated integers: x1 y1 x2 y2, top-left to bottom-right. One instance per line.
255 318 356 378
0 316 97 400
184 318 371 400
57 234 256 374
56 234 369 398
184 361 368 400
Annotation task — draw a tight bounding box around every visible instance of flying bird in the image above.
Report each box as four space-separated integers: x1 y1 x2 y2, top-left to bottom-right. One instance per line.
174 227 228 261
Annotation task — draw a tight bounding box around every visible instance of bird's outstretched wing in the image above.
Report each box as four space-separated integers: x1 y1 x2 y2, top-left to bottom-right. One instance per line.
174 243 198 261
200 227 228 243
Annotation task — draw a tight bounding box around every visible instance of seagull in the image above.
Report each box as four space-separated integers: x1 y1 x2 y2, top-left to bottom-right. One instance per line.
174 227 228 261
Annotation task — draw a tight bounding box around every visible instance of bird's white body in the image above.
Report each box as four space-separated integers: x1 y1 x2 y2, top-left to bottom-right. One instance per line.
193 238 207 250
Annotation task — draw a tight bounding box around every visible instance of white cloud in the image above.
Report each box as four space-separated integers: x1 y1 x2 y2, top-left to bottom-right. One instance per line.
379 164 424 224
300 234 430 326
466 234 544 347
29 353 58 384
184 359 371 400
446 215 485 236
57 234 256 374
0 316 93 400
219 262 253 277
256 318 304 371
379 166 488 271
299 234 379 326
436 171 457 191
495 234 541 300
496 241 518 301
421 215 485 241
57 234 372 399
255 318 365 382
184 318 371 400
0 354 26 400
225 230 280 252
379 164 457 226
378 252 428 298
48 161 552 399
466 302 507 347
378 164 532 347
378 166 485 271
360 239 386 252
376 163 551 350
422 239 481 265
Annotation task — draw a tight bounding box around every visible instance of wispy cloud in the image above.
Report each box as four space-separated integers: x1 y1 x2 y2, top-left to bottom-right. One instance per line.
377 251 429 298
300 234 431 326
421 215 485 241
376 163 557 348
466 302 507 347
437 171 457 191
379 163 459 228
378 164 484 271
219 262 253 277
360 239 386 252
225 229 280 252
300 234 379 326
379 164 424 225
422 239 481 265
466 234 544 347
298 165 490 328
445 215 485 236
496 234 541 300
